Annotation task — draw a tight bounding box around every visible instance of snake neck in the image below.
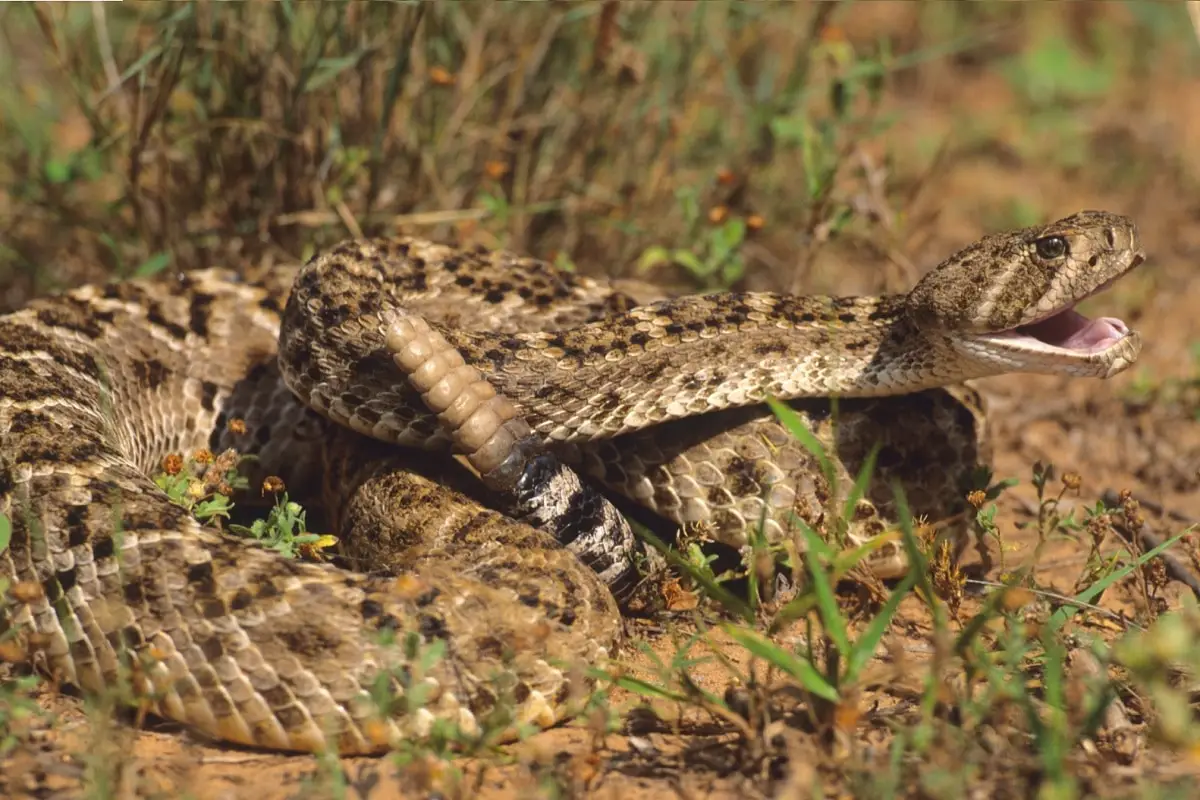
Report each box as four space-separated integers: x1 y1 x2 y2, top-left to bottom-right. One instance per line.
677 291 984 399
455 292 992 439
767 308 979 397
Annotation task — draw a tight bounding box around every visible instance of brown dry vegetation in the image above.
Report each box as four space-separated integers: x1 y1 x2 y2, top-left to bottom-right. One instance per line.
4 2 1200 798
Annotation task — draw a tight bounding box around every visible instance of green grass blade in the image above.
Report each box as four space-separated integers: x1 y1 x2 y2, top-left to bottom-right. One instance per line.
1047 528 1191 636
830 530 901 577
306 51 369 93
766 396 835 487
952 581 1028 657
773 589 819 628
133 251 172 278
1035 635 1069 785
723 624 840 702
631 521 755 624
840 441 880 523
789 511 836 561
587 668 690 704
798 523 851 656
844 568 918 684
890 481 946 628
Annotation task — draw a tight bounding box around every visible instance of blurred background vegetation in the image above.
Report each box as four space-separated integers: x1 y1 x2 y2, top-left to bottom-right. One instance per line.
3 1 1197 309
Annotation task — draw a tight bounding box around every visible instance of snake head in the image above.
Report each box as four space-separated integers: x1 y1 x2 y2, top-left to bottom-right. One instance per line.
904 210 1146 378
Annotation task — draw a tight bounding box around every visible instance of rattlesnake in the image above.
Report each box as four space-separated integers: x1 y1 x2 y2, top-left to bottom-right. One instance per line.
0 210 1143 754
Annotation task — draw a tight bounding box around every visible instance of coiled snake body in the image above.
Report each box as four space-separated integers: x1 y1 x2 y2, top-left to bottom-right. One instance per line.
0 211 1144 753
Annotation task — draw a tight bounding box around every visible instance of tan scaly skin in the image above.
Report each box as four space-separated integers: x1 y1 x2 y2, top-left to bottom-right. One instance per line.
0 210 1144 753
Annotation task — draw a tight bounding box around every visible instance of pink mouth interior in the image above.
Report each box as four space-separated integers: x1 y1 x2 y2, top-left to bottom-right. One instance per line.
1017 307 1130 354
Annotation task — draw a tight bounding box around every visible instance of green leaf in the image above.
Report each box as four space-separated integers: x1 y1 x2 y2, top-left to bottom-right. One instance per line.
711 218 747 259
673 250 708 276
0 513 11 553
636 246 672 274
44 159 71 184
133 251 172 278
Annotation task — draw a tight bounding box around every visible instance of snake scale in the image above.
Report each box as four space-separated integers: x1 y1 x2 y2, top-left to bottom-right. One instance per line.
0 210 1144 754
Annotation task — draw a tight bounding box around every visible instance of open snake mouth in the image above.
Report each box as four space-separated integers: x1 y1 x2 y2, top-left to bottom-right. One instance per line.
1014 308 1131 354
992 254 1143 356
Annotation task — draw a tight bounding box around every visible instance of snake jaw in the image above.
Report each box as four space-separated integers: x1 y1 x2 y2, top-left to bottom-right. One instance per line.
965 307 1142 378
958 244 1145 379
1014 308 1131 354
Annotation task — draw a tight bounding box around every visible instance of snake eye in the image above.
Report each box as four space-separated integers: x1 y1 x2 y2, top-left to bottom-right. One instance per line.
1034 235 1068 260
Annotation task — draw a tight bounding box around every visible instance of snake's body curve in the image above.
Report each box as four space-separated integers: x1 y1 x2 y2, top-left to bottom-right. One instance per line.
0 211 1144 753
